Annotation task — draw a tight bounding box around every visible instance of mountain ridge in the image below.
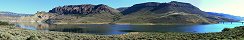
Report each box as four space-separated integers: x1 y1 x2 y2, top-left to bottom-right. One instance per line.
0 11 33 22
22 1 239 24
206 12 243 21
0 11 33 17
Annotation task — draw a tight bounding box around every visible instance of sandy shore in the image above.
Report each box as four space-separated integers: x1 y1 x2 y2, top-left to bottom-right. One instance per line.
0 25 244 40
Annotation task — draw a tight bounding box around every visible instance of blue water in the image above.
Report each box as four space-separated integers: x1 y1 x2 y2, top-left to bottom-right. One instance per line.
15 22 244 35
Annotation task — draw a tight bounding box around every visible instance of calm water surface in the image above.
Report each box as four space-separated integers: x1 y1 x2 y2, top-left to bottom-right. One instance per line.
15 22 244 35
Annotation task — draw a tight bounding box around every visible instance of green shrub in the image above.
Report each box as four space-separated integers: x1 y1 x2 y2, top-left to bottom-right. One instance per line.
222 28 232 32
0 21 10 25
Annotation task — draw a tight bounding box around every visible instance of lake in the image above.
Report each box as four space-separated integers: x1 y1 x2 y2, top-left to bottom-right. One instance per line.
15 22 244 35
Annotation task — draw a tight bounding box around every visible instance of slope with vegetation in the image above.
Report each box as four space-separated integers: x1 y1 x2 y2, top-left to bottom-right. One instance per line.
116 1 237 24
0 21 10 25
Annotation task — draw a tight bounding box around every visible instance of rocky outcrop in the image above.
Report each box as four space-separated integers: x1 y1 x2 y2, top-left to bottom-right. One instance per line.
47 4 122 24
49 4 120 15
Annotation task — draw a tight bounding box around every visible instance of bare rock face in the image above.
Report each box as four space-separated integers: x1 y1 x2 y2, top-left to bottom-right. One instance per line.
49 4 119 15
46 4 122 24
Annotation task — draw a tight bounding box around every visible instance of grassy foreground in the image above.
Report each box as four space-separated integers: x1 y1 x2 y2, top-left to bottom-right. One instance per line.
0 25 244 40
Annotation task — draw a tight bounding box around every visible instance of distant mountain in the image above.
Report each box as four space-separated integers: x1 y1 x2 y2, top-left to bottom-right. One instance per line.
116 1 236 24
0 11 33 17
206 12 243 21
47 4 122 24
0 11 33 22
241 17 244 22
116 7 128 12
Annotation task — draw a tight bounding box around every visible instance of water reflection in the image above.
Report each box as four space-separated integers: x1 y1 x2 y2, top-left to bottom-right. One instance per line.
15 22 244 35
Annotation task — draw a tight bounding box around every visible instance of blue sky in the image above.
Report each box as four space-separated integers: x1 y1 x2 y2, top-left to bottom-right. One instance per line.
0 0 243 17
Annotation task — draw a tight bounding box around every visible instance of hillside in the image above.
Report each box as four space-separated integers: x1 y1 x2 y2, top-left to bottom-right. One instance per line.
117 12 213 24
116 1 237 24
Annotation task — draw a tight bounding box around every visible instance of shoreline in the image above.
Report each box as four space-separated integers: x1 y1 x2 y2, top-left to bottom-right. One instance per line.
0 25 244 40
51 22 207 25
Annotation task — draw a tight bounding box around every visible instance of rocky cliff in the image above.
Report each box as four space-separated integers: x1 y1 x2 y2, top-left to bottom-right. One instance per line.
49 4 120 15
47 4 122 24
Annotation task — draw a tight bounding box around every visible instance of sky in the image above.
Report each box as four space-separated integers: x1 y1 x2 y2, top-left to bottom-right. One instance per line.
0 0 243 17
